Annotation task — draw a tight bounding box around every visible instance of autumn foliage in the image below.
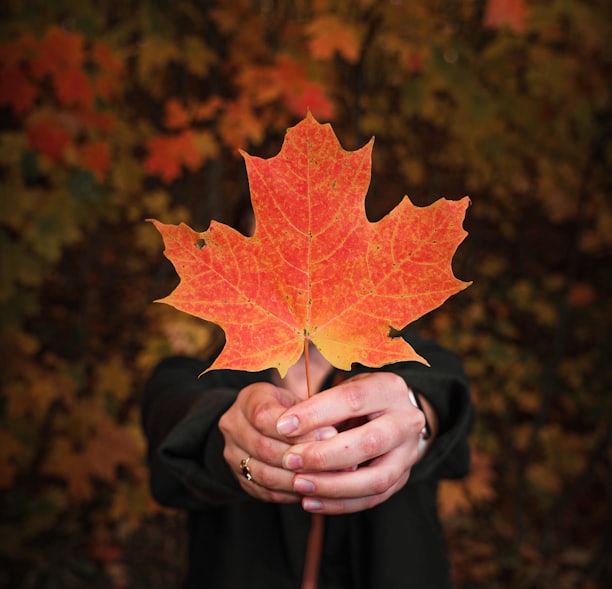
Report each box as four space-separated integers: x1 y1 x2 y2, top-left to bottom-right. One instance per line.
1 1 610 588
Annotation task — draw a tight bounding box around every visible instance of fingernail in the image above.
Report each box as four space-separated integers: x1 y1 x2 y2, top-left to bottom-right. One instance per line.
303 498 322 512
316 426 337 441
294 478 315 494
277 415 299 435
283 453 303 470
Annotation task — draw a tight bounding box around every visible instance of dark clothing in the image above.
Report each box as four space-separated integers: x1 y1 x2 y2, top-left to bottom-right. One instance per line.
142 331 473 588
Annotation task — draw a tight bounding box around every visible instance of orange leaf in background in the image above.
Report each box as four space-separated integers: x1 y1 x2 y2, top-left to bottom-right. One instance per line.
194 96 223 121
27 117 73 161
145 130 206 183
164 98 191 129
79 109 116 133
0 64 38 113
152 114 470 376
484 0 529 34
42 400 143 501
177 130 205 171
145 135 182 183
218 99 264 150
28 26 85 79
91 42 125 99
53 67 94 107
307 16 361 63
275 57 334 120
283 81 334 121
79 141 111 181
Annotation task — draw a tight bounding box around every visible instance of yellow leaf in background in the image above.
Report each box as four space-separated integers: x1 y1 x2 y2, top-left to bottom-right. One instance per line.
111 155 144 193
182 35 217 77
514 388 540 413
7 366 76 418
0 131 27 166
94 356 133 403
306 16 361 63
527 461 562 494
194 129 219 159
138 37 180 82
439 449 495 518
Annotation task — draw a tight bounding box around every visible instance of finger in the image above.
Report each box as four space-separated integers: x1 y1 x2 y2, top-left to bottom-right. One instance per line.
231 452 301 500
244 383 301 439
301 492 394 515
293 425 338 444
291 448 411 500
283 411 420 472
276 372 409 437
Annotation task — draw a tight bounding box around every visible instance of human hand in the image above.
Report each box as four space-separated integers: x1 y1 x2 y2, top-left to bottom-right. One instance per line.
275 372 431 514
218 382 338 503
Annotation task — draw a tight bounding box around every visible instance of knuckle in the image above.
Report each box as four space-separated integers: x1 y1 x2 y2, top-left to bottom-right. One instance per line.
303 445 328 470
359 427 387 458
371 470 395 495
253 437 276 463
218 411 230 434
255 467 277 488
251 402 272 431
344 384 367 413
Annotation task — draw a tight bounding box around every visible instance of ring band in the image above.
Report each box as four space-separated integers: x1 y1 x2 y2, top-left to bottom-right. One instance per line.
240 456 253 481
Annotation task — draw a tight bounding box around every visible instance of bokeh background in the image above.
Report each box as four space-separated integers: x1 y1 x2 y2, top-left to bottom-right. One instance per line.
1 1 610 587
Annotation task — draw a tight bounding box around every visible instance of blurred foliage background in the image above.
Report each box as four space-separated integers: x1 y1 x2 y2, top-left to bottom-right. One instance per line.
0 0 610 587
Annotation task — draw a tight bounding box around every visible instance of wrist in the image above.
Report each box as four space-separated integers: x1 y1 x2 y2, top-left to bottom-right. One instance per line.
407 388 434 454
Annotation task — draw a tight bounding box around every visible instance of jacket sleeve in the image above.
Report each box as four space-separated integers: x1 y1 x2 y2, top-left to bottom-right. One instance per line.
141 356 259 510
388 331 474 484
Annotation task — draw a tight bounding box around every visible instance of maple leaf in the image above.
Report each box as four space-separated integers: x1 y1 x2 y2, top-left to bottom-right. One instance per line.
275 56 334 120
151 113 470 376
27 117 73 161
53 67 94 107
91 42 125 100
164 98 191 129
0 64 38 114
306 16 362 63
79 140 111 181
28 26 85 80
483 0 530 34
145 130 206 183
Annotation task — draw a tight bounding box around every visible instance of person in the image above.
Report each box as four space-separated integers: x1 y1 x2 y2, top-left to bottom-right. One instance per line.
142 330 473 588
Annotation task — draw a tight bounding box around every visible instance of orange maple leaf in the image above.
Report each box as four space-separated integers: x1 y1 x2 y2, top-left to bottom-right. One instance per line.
164 98 191 129
0 64 38 113
79 140 111 181
145 130 206 182
151 113 470 376
483 0 530 34
283 81 334 121
306 16 361 63
53 67 94 107
28 26 85 80
276 56 334 120
27 117 73 161
91 42 125 100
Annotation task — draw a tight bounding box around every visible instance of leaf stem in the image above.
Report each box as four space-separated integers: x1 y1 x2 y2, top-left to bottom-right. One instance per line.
301 338 324 589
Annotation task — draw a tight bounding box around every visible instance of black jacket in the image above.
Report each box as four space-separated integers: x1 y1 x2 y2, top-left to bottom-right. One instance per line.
142 331 473 588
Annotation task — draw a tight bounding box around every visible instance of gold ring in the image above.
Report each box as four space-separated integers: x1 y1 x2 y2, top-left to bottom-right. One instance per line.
240 456 253 481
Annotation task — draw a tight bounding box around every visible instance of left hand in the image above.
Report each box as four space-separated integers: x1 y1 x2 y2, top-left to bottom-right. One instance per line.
275 372 431 515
